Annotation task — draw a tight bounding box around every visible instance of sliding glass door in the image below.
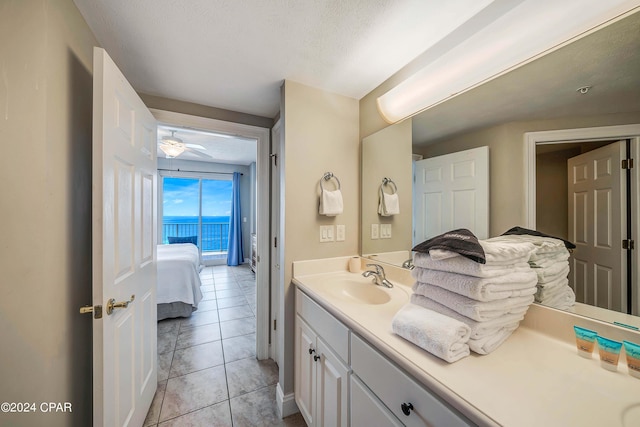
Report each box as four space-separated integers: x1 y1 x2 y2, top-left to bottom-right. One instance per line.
161 175 232 265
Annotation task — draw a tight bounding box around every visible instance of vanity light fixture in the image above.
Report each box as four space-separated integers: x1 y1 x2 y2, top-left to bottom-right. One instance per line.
376 0 638 123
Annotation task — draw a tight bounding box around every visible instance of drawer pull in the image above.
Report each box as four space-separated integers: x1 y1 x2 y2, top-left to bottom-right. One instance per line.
401 402 414 416
314 355 321 362
309 348 316 355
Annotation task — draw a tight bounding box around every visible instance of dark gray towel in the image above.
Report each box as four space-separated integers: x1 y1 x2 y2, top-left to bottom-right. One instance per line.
412 229 486 264
500 226 576 250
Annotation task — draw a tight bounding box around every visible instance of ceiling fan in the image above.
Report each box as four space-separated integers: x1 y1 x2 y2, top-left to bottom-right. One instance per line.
158 130 213 160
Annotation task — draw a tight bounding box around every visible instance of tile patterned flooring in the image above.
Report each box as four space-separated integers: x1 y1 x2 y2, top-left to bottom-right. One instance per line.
145 264 306 427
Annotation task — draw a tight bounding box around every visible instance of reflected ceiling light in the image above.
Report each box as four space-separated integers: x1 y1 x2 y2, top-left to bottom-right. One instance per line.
159 131 186 158
377 0 639 123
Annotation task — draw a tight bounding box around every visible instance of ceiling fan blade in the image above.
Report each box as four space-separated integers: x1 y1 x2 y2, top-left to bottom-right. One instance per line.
186 147 214 160
185 143 206 150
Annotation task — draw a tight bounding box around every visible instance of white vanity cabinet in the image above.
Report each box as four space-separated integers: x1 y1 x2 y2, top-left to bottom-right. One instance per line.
295 290 350 427
351 334 474 427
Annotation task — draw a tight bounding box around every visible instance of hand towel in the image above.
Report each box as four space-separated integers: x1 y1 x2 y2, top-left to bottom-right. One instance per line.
319 188 343 216
413 252 531 278
378 191 400 216
410 294 527 354
412 229 486 263
412 269 538 302
391 303 470 363
412 282 535 321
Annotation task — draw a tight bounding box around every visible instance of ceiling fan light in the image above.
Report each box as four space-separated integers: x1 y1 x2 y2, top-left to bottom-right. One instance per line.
159 143 185 158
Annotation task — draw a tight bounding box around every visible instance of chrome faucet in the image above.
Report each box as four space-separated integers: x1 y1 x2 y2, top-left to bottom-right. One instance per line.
401 258 415 270
362 263 394 288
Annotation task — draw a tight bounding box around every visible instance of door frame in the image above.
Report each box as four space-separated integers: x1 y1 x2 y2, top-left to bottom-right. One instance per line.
150 109 271 359
270 118 283 362
524 123 640 315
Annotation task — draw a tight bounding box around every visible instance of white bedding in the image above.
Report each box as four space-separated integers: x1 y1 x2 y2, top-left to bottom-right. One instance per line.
157 244 203 307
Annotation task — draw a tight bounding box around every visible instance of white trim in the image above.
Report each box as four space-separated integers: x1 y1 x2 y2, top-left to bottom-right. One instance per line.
150 109 272 360
276 382 299 419
524 124 640 229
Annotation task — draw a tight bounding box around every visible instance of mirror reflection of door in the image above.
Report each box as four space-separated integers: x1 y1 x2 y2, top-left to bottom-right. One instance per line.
537 139 634 314
567 141 627 312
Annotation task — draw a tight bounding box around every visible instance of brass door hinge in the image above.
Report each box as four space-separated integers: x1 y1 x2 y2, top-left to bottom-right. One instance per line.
622 159 634 169
623 239 635 250
273 319 277 330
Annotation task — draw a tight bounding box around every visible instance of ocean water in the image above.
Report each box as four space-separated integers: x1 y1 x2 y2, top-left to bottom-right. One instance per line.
162 216 230 251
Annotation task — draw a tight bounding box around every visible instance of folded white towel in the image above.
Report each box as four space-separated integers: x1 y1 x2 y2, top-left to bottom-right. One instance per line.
479 239 537 265
536 276 569 293
391 304 470 363
469 323 520 355
413 252 532 278
412 268 538 301
537 286 575 309
529 251 570 267
488 234 567 259
410 294 526 354
535 263 570 283
410 294 527 337
319 188 343 216
412 282 535 321
378 190 400 216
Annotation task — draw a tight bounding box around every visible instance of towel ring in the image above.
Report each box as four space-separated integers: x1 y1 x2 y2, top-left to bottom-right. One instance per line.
381 177 397 194
320 172 341 190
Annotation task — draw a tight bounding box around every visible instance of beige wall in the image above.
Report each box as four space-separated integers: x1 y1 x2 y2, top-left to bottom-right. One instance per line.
361 120 413 255
280 80 360 394
415 111 640 236
0 1 97 426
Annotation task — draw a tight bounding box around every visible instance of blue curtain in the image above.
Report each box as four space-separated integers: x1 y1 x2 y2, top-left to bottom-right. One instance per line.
227 172 244 266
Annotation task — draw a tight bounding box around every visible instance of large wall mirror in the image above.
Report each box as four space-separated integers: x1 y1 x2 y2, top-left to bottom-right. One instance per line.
361 10 640 327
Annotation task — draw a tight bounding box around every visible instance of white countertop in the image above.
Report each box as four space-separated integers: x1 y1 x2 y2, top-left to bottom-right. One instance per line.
292 257 640 427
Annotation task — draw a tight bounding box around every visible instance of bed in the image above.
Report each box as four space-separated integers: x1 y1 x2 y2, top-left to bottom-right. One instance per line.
156 243 203 320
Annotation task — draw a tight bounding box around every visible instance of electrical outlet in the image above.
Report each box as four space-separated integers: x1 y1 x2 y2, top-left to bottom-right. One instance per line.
371 224 379 239
336 225 346 241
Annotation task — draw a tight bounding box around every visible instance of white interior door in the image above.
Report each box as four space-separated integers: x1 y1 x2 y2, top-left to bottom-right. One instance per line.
92 47 158 427
414 146 489 242
568 141 626 312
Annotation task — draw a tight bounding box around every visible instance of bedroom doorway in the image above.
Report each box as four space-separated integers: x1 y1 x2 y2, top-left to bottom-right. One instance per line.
161 175 234 265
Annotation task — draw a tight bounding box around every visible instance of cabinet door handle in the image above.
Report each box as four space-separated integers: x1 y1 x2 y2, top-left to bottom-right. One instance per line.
309 348 316 355
401 402 414 416
313 355 320 362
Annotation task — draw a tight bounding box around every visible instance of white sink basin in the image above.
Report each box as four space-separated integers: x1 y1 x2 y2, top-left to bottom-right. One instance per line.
324 279 392 305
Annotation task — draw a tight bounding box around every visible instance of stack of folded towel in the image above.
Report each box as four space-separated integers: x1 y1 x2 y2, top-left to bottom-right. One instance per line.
392 229 539 360
491 228 576 310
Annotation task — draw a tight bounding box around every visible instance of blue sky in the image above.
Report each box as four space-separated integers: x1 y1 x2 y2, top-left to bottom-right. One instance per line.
163 177 232 217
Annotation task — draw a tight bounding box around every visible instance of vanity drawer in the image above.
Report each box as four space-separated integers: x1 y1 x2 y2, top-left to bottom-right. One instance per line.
296 289 349 362
351 334 473 427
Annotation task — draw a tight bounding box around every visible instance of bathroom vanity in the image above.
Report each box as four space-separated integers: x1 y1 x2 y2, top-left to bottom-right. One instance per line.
293 256 640 427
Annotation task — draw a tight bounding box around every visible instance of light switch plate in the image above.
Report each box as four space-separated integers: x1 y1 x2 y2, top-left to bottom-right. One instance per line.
336 224 346 241
320 225 335 243
371 224 379 239
380 224 392 239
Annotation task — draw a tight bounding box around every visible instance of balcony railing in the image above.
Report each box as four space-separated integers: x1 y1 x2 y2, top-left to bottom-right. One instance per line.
162 222 230 252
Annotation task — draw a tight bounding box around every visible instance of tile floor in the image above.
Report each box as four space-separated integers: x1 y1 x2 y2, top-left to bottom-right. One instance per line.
145 264 306 427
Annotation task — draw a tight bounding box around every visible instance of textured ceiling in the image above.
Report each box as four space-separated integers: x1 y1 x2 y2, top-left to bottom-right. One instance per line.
157 125 257 165
412 10 640 146
72 0 494 118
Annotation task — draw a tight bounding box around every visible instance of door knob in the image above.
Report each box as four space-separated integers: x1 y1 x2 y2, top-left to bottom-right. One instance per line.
106 294 135 315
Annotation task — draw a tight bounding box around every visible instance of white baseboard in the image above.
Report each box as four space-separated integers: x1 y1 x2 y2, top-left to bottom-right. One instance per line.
276 383 299 418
